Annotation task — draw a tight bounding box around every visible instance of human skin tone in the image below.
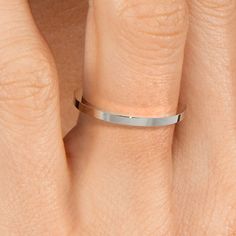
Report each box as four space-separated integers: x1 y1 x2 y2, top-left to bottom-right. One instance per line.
0 0 236 235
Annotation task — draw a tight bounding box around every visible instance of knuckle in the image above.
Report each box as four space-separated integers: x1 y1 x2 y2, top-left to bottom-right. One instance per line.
94 0 188 68
0 48 57 116
193 0 236 22
195 0 235 9
102 0 188 43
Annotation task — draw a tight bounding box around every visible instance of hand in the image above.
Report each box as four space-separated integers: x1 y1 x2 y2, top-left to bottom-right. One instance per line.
0 0 235 235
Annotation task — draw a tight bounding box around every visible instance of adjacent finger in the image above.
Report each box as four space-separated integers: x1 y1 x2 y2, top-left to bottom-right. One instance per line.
66 0 188 234
173 1 236 235
0 1 71 234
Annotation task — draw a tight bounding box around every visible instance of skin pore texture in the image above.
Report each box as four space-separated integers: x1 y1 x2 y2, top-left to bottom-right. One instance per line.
0 0 235 235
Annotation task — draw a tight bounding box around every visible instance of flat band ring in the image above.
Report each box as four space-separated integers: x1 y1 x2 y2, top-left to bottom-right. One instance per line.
74 97 185 127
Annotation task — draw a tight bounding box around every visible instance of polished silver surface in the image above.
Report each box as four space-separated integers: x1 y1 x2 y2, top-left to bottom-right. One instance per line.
74 97 185 127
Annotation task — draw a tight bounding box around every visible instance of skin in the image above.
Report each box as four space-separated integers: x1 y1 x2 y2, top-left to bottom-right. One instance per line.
0 0 235 235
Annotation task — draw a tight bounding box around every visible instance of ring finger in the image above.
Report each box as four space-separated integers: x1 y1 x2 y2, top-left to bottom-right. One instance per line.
65 0 188 234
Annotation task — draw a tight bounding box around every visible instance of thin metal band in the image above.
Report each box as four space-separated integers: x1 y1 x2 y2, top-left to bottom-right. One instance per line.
74 97 185 127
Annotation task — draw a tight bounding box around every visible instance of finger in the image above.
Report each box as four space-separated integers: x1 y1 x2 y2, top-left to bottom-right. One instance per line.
0 1 71 234
66 0 188 234
173 1 236 235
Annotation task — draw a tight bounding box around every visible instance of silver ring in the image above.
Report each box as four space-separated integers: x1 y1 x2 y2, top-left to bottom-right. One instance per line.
74 97 185 127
